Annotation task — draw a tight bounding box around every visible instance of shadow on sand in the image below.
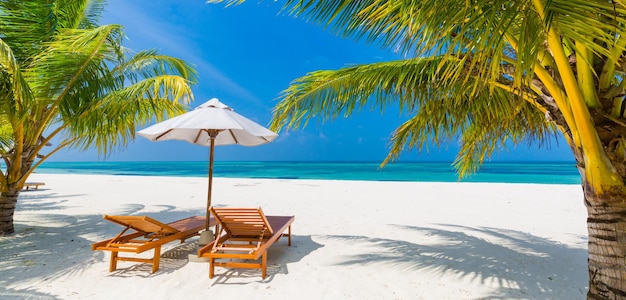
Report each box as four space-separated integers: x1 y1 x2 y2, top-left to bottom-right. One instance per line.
0 189 211 298
324 224 588 299
2 189 588 299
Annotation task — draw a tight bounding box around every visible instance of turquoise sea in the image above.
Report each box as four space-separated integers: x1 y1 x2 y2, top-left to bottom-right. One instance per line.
34 161 580 185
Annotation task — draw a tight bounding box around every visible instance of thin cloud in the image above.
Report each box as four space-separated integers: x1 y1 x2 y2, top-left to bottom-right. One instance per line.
104 1 265 109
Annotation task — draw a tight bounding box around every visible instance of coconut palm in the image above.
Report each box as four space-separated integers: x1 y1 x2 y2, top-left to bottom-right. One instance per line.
0 0 196 235
211 0 626 298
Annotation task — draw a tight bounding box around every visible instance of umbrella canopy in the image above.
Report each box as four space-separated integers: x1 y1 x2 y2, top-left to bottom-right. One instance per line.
137 98 277 146
137 98 278 230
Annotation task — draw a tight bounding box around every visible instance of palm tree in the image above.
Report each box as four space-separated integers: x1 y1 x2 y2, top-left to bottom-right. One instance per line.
0 0 196 235
211 0 626 298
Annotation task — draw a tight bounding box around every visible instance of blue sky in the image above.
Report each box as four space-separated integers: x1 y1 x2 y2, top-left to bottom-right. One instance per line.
52 0 574 163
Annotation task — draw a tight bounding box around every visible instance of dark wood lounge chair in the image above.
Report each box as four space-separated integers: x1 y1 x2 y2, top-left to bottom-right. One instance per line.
197 207 294 279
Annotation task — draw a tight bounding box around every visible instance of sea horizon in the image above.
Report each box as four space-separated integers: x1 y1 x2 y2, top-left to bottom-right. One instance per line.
33 161 581 185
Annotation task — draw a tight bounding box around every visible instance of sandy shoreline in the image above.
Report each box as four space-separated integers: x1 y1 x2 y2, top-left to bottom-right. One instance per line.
1 173 588 299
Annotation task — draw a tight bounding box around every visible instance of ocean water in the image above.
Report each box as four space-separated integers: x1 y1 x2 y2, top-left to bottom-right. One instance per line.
33 161 581 185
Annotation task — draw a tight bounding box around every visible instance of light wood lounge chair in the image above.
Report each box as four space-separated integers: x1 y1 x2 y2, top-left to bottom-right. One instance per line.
197 207 294 279
92 215 213 273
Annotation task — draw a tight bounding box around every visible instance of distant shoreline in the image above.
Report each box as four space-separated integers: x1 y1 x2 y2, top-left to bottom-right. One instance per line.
32 161 581 185
43 159 576 164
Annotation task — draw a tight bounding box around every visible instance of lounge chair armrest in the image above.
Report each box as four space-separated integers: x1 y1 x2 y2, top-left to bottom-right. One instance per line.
197 240 217 257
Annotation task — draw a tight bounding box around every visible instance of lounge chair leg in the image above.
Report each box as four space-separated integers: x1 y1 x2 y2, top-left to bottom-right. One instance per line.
262 253 267 279
109 252 118 272
209 258 215 278
287 225 291 246
152 246 161 273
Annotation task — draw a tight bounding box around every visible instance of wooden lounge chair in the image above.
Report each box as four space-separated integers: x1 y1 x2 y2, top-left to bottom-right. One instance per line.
23 182 45 190
92 215 213 273
197 207 294 279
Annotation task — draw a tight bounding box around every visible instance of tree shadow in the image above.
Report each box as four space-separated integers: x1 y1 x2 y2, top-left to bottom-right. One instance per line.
325 224 588 299
0 287 62 300
16 190 85 212
0 212 105 299
0 196 210 298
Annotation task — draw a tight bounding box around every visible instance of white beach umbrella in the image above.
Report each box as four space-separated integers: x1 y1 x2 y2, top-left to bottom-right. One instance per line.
137 98 278 231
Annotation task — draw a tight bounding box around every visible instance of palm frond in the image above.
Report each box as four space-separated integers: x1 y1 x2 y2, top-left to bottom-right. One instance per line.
385 84 555 176
54 0 107 29
0 114 14 153
271 57 439 131
0 0 57 61
16 21 195 157
114 50 198 86
0 0 198 200
64 74 191 154
547 0 626 61
26 25 124 103
272 55 555 174
0 37 32 116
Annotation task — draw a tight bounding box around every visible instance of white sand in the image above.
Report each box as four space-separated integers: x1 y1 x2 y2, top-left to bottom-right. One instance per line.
0 173 588 299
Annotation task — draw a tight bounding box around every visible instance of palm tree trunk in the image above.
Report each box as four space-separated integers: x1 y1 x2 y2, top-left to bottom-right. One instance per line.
587 194 626 299
0 190 19 235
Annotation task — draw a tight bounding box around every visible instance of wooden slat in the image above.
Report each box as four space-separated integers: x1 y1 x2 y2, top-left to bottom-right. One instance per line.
211 207 274 238
103 215 179 234
213 261 263 269
207 252 256 260
168 215 206 232
115 257 153 263
213 247 255 253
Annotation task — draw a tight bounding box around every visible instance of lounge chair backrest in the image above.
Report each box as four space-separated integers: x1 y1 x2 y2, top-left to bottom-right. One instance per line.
104 215 179 234
210 207 274 237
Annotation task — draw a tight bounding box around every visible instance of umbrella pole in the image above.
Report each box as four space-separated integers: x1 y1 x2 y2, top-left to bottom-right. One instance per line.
206 137 215 230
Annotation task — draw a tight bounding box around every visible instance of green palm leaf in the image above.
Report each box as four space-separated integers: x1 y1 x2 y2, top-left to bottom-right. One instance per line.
0 0 197 187
272 56 555 175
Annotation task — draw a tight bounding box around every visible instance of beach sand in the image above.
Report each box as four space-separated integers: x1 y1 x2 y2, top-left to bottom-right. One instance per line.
0 174 588 299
